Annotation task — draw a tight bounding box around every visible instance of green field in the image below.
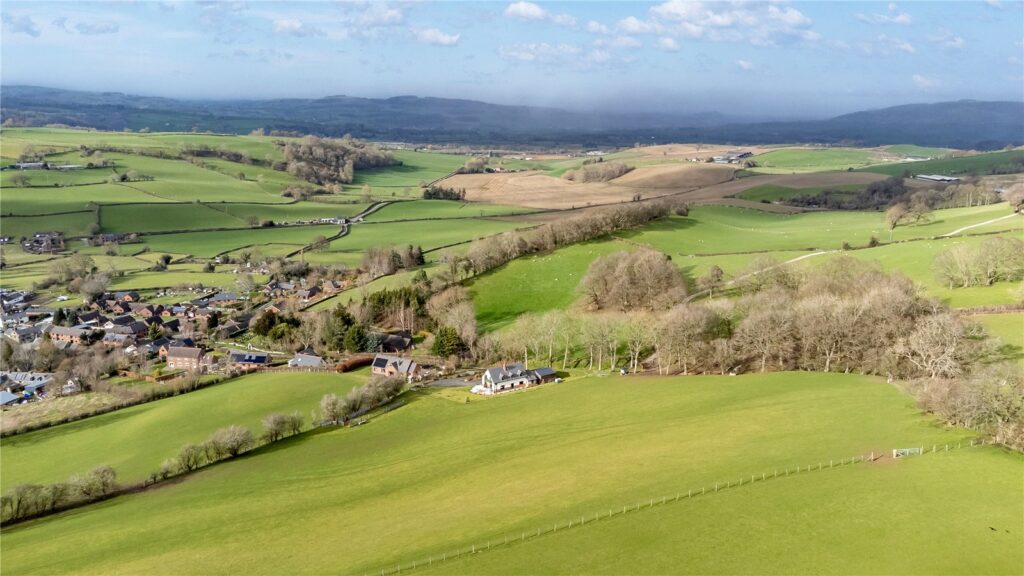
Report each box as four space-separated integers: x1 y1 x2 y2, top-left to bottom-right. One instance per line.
736 183 865 202
750 148 882 173
885 144 953 158
324 218 528 258
468 241 624 330
976 313 1024 368
618 204 1020 256
0 212 95 239
2 183 177 216
351 150 469 188
860 150 1024 177
0 371 364 490
2 372 1018 575
137 224 338 257
366 200 538 221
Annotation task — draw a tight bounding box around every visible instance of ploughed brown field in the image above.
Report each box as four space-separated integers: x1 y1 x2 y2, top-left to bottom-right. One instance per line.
442 163 735 209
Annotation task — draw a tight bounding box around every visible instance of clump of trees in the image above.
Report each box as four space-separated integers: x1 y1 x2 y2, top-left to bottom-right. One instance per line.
563 161 633 183
281 184 326 200
319 376 406 425
933 236 1024 288
281 135 398 185
1 465 118 523
580 250 687 310
361 245 424 278
422 185 467 201
457 157 488 174
180 143 253 165
462 197 685 277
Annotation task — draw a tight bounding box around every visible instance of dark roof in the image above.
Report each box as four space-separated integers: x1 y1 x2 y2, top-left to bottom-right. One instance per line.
533 367 556 378
167 346 204 359
372 357 388 368
228 350 270 364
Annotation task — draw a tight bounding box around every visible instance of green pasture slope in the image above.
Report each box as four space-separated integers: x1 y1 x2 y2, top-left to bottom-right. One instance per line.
136 224 338 257
736 183 864 202
749 148 882 173
884 144 953 158
365 199 539 221
860 150 1024 177
976 313 1024 368
2 372 1019 574
0 371 364 491
351 150 469 188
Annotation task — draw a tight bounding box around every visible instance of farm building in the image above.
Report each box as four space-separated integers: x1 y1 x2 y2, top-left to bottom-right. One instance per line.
371 355 421 380
712 151 753 164
915 174 961 183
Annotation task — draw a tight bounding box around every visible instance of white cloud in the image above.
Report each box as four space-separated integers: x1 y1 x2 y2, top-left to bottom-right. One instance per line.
75 20 120 35
596 35 642 49
51 16 70 33
856 3 912 25
657 37 680 51
588 49 611 63
498 42 581 62
504 1 547 21
551 13 576 27
2 12 40 37
503 1 576 27
413 27 460 46
273 18 323 37
735 59 754 71
586 20 609 34
858 34 915 55
986 0 1004 9
1009 56 1021 66
931 30 965 50
616 1 818 47
912 74 938 89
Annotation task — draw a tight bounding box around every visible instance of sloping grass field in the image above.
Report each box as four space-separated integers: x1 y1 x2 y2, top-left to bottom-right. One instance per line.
2 372 1019 575
860 150 1024 177
749 148 882 173
0 371 364 490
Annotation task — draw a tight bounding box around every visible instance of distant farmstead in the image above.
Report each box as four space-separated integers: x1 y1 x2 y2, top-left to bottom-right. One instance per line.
914 174 961 183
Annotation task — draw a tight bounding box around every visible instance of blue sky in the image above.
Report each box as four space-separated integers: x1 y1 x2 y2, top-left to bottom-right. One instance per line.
2 1 1022 117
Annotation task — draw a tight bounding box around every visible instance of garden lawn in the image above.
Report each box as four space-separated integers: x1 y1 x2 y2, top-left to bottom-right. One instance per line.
1 372 1016 575
0 371 365 490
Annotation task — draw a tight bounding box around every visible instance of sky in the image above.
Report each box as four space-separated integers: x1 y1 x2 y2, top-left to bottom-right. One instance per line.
2 1 1022 118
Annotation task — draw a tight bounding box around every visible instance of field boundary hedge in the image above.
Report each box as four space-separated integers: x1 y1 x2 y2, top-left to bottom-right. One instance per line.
369 440 992 576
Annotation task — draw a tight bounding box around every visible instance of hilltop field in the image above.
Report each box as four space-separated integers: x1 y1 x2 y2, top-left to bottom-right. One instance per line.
2 372 1021 575
0 129 1022 575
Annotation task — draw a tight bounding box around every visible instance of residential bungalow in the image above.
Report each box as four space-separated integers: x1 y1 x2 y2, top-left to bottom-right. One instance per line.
22 232 64 254
476 364 555 395
288 352 326 368
227 350 272 371
370 354 421 380
296 286 320 301
321 279 345 293
207 292 239 306
0 391 20 406
1 371 54 394
372 331 413 353
101 333 135 348
262 300 287 315
264 281 295 297
114 291 140 302
166 346 208 372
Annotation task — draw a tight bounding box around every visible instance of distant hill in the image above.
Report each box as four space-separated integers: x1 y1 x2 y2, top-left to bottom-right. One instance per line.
2 86 1021 149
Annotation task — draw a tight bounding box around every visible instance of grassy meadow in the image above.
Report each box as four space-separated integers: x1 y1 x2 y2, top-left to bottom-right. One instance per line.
861 150 1024 177
2 372 1018 575
749 148 882 173
736 183 864 202
0 371 365 490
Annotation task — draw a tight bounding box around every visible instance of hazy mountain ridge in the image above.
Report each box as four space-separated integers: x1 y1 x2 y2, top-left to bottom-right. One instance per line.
2 85 1021 149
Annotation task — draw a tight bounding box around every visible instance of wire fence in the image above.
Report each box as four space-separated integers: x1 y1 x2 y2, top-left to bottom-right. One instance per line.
368 438 989 576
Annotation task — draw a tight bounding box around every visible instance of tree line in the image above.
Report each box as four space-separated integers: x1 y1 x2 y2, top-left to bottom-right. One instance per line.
281 135 399 186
